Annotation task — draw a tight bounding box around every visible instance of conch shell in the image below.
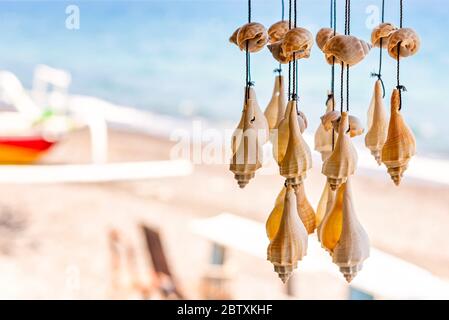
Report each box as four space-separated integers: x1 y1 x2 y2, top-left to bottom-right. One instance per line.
322 112 358 191
266 184 316 240
268 20 290 44
316 28 341 64
231 22 268 53
230 87 269 188
264 75 286 131
279 101 312 186
371 23 398 48
315 93 337 161
273 100 307 163
267 185 308 283
332 179 370 283
316 182 336 228
381 89 416 186
365 80 388 165
323 35 371 66
268 41 290 64
321 111 364 138
281 27 314 61
388 28 420 59
318 181 344 252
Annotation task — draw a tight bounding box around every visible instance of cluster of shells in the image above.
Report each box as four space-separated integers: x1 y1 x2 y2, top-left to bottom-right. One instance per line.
228 20 420 284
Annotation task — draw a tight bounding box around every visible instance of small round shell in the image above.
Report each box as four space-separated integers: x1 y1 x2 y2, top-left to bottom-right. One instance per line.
237 22 268 53
388 28 420 59
281 27 314 61
316 28 338 51
323 35 371 66
371 23 398 48
268 20 290 44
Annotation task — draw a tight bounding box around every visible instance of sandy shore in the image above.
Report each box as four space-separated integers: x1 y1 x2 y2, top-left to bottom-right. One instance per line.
0 128 448 299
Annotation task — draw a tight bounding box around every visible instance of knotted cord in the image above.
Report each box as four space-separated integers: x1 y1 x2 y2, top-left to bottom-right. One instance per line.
245 0 253 102
288 0 292 100
329 0 337 150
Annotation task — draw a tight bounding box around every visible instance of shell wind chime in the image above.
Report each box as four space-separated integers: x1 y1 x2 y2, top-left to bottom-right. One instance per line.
378 0 420 185
227 0 420 285
229 3 269 188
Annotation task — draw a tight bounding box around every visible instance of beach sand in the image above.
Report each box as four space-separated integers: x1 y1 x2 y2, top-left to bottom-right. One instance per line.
0 128 448 299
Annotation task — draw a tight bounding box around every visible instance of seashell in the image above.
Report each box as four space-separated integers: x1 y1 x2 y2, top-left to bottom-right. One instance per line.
268 20 290 44
316 182 336 229
315 93 337 161
279 101 312 187
295 183 316 234
371 23 398 48
266 186 286 241
264 75 286 131
266 183 316 241
322 112 358 191
381 89 416 186
236 22 268 53
268 41 290 64
281 27 314 62
388 28 420 59
267 185 308 283
365 80 388 165
332 179 370 283
230 87 269 188
272 100 307 163
318 182 344 253
321 111 364 138
323 35 371 66
229 27 240 46
316 28 338 51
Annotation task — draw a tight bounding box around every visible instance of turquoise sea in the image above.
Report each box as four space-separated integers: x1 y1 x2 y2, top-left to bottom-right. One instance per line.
0 0 448 157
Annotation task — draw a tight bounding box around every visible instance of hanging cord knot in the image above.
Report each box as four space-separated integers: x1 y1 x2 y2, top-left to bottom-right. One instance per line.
371 72 386 98
247 81 255 87
290 93 298 101
274 68 282 75
326 92 334 105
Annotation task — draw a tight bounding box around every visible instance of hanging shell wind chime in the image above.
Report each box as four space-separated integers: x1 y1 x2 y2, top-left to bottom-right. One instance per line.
229 12 269 188
381 0 420 185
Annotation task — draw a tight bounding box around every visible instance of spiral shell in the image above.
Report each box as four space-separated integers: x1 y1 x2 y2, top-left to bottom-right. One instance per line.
318 181 343 253
314 93 337 161
316 28 338 50
322 112 358 191
264 75 286 131
320 111 364 138
371 23 398 48
236 22 268 53
229 87 269 188
268 41 290 64
381 89 416 186
229 27 240 46
268 20 290 44
323 35 371 66
388 28 420 59
281 27 314 62
365 80 388 165
267 185 308 283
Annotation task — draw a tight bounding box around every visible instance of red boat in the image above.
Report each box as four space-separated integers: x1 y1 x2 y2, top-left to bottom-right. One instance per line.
0 136 57 164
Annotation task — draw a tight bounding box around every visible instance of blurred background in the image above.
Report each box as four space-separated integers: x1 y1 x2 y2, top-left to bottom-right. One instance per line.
0 0 448 299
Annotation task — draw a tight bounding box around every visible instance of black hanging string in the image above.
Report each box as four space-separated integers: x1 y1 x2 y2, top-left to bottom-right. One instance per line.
396 0 406 110
245 0 253 103
288 0 292 100
329 0 337 150
281 0 285 21
345 0 350 115
291 0 298 102
275 0 285 75
371 0 386 97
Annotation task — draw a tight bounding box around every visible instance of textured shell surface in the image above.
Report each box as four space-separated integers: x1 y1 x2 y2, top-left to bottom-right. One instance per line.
388 28 420 59
323 35 371 66
264 75 286 131
315 93 337 161
318 182 344 253
268 20 290 44
237 22 268 53
267 186 308 283
229 27 240 46
230 87 269 188
279 101 312 181
321 111 363 138
381 89 416 186
268 41 290 64
296 183 316 234
365 80 388 165
371 23 398 48
332 179 370 283
273 100 307 163
316 28 338 51
281 27 314 61
322 112 358 191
